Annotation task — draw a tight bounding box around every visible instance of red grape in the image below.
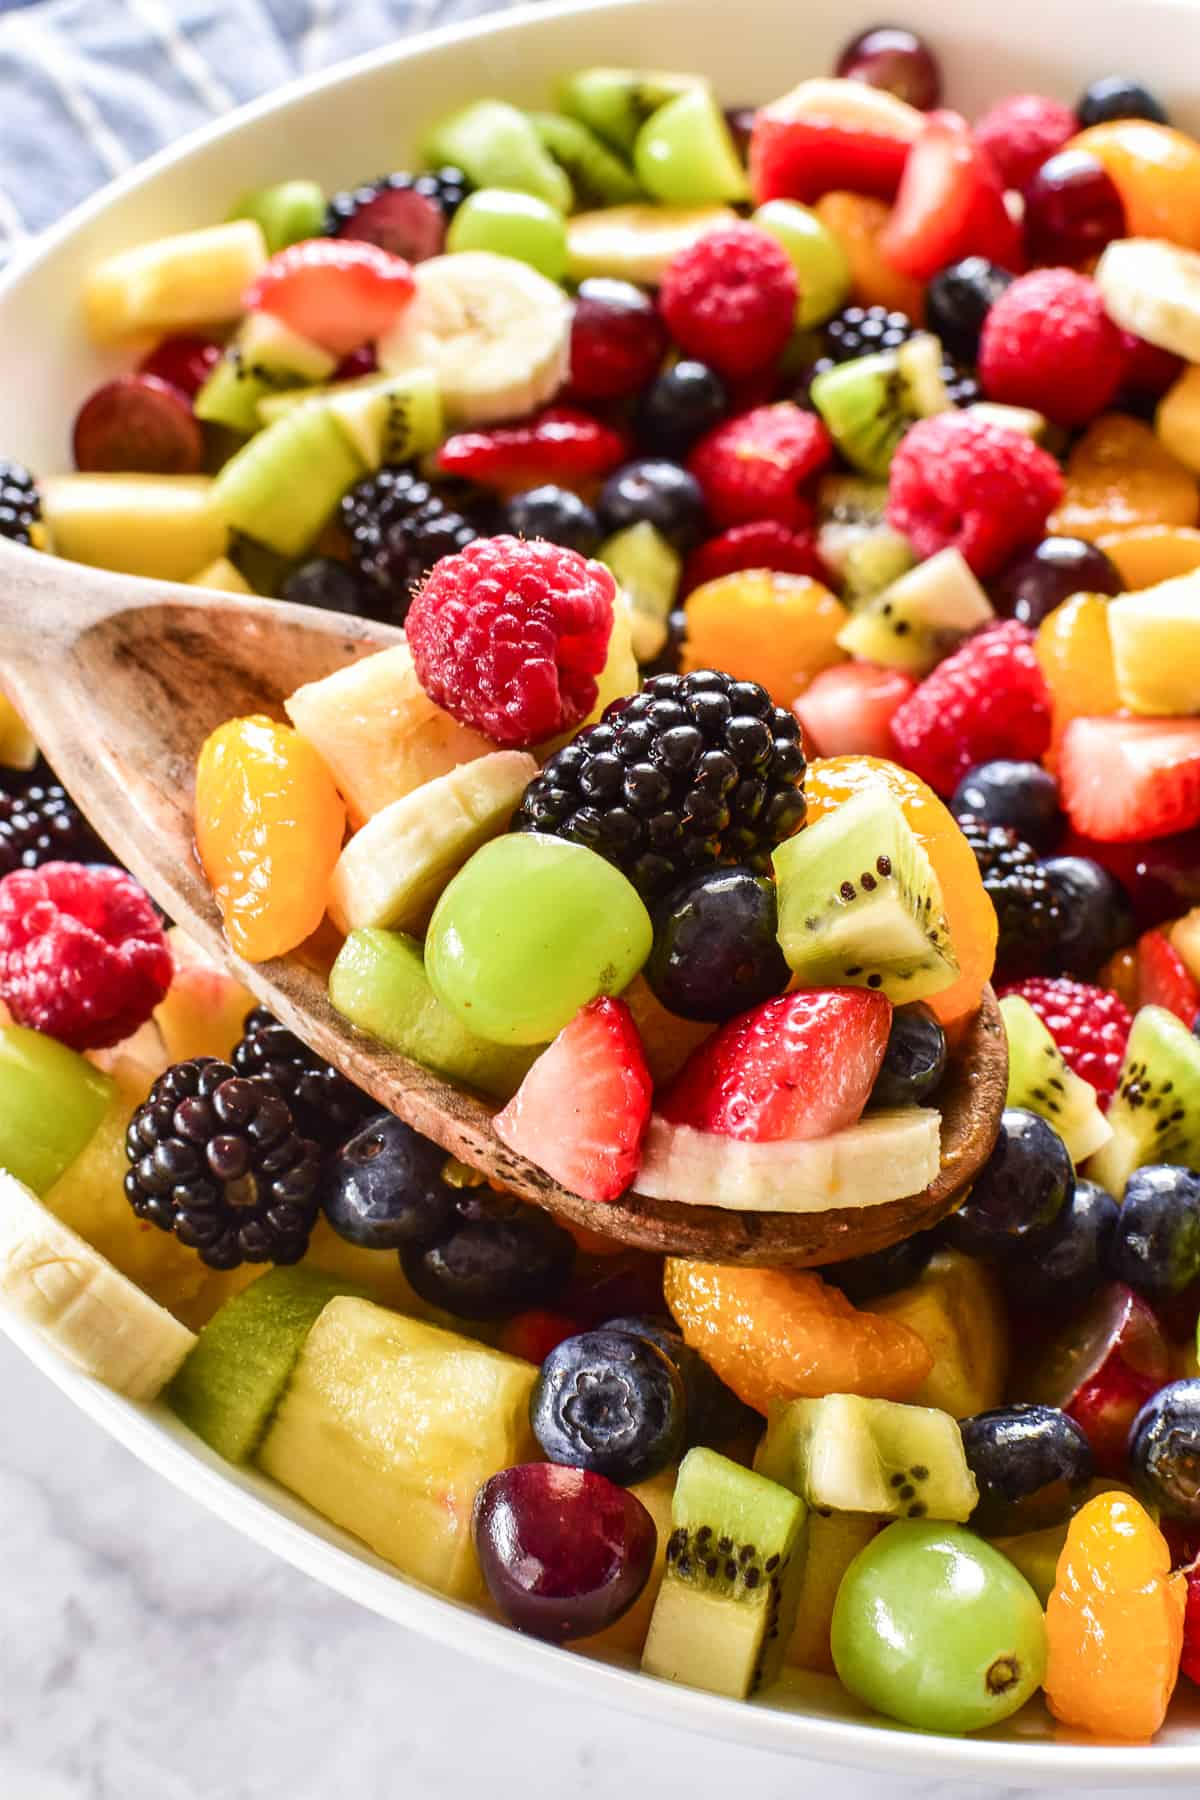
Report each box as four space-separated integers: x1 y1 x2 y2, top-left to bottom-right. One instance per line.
1024 149 1126 265
835 25 941 110
73 374 204 475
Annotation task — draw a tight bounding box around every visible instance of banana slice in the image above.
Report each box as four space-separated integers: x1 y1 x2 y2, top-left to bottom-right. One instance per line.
0 1169 195 1399
377 251 570 425
1095 238 1200 363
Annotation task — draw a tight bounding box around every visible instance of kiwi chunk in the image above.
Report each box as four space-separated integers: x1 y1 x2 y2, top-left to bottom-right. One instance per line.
526 112 643 206
641 1447 807 1699
168 1266 366 1464
1000 996 1112 1165
755 1393 978 1522
838 547 994 675
196 316 335 436
1088 1004 1200 1195
598 522 681 662
772 787 959 1002
557 68 701 156
211 402 364 556
811 335 951 478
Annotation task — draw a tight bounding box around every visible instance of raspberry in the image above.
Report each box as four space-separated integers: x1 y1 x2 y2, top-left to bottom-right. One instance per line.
682 520 828 594
688 404 832 530
978 268 1125 428
0 863 172 1051
406 535 617 748
659 223 798 380
886 412 1064 578
974 93 1078 195
888 620 1053 796
998 975 1133 1106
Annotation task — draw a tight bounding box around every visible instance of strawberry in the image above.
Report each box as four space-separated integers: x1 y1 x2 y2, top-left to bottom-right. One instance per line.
1058 717 1200 844
880 110 1023 281
243 239 415 356
750 77 922 205
436 405 627 493
682 521 827 593
497 1308 583 1364
1137 929 1200 1026
660 988 892 1143
793 661 916 760
493 997 652 1203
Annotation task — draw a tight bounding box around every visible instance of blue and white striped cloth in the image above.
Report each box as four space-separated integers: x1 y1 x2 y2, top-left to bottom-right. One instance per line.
0 0 519 268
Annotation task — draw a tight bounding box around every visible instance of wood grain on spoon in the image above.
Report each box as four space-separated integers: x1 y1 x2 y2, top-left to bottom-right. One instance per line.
0 539 1006 1266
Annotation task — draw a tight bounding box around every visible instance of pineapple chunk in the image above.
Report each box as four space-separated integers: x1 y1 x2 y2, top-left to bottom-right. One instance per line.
862 1248 1008 1420
189 556 254 595
41 475 228 581
284 643 494 827
84 220 268 343
572 1466 676 1660
257 1297 537 1599
0 691 37 771
1157 365 1200 477
1109 574 1200 715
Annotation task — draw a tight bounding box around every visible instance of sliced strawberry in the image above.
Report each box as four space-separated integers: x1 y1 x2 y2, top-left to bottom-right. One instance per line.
793 661 916 760
436 405 627 494
750 77 923 205
880 110 1023 281
493 997 652 1203
243 238 415 357
660 988 892 1143
1058 716 1200 844
1137 929 1200 1026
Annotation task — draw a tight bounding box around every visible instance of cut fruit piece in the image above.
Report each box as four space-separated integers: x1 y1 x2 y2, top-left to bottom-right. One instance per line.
814 473 899 580
527 112 644 209
0 1169 196 1400
1049 414 1199 543
989 1476 1139 1606
244 240 416 359
773 786 959 1002
83 219 268 343
256 1296 538 1600
424 99 572 211
557 68 701 157
755 1392 977 1521
1093 236 1200 359
837 547 994 676
189 556 253 595
194 310 337 435
1171 907 1200 985
1100 525 1200 590
210 401 364 557
750 77 922 206
1156 365 1200 476
168 1266 366 1463
0 1022 114 1196
153 927 253 1063
879 108 1021 281
0 692 37 770
1109 574 1200 715
284 642 494 830
256 370 444 474
810 336 951 479
1035 592 1119 764
1136 928 1200 1025
862 1247 1008 1420
327 751 536 936
1000 995 1113 1165
620 975 715 1088
598 523 680 664
300 1217 441 1321
40 474 227 581
328 928 538 1101
1089 1005 1200 1196
663 1260 934 1410
571 1467 676 1658
633 86 748 205
793 662 916 762
786 1509 880 1671
813 190 925 320
565 203 737 284
680 571 848 707
753 198 853 328
640 1447 807 1700
1058 715 1200 843
966 403 1051 441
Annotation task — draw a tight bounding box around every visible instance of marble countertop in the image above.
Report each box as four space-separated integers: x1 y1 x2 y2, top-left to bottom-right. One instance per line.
0 1334 1168 1800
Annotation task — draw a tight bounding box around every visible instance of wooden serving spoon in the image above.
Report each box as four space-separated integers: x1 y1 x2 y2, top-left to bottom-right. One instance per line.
0 540 1006 1267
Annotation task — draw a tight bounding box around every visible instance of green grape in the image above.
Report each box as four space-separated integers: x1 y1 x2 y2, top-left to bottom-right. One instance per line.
633 86 749 206
0 1023 114 1195
230 180 327 254
425 834 652 1045
831 1520 1047 1734
446 188 568 281
753 200 852 328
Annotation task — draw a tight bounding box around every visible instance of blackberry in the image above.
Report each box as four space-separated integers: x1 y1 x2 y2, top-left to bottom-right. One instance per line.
232 1006 374 1147
339 465 477 624
0 459 41 547
325 166 470 236
124 1059 321 1269
958 814 1062 980
512 670 806 899
0 778 113 876
816 304 979 407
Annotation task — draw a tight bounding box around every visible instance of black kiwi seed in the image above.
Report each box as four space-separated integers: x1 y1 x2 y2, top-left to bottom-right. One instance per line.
910 1465 929 1481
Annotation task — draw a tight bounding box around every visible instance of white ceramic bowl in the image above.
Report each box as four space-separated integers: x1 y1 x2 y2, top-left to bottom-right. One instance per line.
2 0 1199 1777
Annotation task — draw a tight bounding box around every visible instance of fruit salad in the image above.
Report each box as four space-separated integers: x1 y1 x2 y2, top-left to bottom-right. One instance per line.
5 25 1200 1746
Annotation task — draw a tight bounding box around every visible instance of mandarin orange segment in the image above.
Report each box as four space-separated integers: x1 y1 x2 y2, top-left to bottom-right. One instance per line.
195 713 346 963
1100 946 1140 1010
813 191 926 319
1035 592 1118 765
681 570 848 705
1045 1491 1185 1741
1069 121 1200 250
662 1259 933 1413
803 754 996 1032
1099 525 1200 589
1049 416 1200 542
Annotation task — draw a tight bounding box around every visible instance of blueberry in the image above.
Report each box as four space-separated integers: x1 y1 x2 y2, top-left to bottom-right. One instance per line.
1077 75 1169 127
320 1112 456 1249
924 258 1014 363
400 1189 575 1319
531 1328 686 1484
1128 1380 1200 1521
869 1003 947 1109
943 1108 1074 1260
820 1230 937 1304
1042 855 1136 978
950 760 1063 852
645 866 789 1022
1108 1164 1200 1302
502 484 600 555
991 536 1123 628
1002 1179 1119 1307
603 1312 755 1445
960 1404 1094 1534
597 458 707 549
635 360 728 458
282 556 365 615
